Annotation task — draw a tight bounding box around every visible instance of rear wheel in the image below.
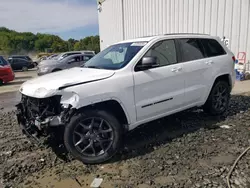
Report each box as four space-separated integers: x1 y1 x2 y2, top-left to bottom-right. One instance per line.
52 69 61 72
64 109 123 164
0 79 3 86
203 80 230 115
22 66 28 71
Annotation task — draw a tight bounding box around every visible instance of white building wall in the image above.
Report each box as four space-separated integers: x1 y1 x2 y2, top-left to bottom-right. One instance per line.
98 0 250 67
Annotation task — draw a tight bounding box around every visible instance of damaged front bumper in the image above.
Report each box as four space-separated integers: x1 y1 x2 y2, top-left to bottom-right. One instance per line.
16 94 75 144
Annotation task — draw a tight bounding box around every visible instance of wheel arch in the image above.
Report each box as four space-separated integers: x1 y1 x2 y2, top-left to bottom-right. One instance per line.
204 73 232 103
76 98 130 132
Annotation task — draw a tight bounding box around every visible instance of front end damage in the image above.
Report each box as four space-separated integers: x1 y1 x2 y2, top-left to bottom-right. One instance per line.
16 94 75 144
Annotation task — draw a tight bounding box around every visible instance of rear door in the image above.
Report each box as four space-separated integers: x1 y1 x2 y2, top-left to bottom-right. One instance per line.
10 59 19 70
178 38 212 106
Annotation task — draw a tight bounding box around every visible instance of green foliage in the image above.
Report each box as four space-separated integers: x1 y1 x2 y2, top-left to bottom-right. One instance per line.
73 36 100 53
0 27 100 55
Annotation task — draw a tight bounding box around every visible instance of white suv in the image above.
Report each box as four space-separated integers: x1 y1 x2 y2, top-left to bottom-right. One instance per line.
16 34 235 164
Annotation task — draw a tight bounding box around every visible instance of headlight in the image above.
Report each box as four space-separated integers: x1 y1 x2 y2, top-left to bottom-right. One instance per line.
39 67 49 72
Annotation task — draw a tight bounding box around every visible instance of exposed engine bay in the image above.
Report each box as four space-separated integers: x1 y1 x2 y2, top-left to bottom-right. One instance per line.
16 94 75 143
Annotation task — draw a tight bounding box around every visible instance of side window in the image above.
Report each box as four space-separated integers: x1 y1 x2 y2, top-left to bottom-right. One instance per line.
144 39 177 66
13 59 18 63
201 39 226 57
179 38 205 62
83 56 92 61
68 56 79 63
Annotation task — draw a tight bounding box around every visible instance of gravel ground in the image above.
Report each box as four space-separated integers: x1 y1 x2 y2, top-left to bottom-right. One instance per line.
1 93 250 188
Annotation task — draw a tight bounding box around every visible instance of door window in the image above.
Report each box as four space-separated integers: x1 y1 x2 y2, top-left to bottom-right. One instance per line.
179 38 205 62
201 39 226 57
143 39 177 67
68 56 81 63
83 55 93 61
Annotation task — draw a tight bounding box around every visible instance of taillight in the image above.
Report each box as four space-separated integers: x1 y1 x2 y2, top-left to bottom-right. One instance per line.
232 56 236 62
6 66 13 74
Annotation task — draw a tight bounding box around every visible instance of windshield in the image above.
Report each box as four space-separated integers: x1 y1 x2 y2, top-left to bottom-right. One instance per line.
84 42 147 70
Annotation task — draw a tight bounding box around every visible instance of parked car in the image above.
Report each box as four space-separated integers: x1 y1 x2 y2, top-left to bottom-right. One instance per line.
16 34 235 164
8 55 38 67
46 54 58 60
8 56 35 71
37 53 94 75
0 56 15 85
56 51 95 61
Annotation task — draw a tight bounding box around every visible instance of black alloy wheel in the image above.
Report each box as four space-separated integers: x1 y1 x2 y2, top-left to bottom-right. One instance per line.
203 80 230 115
64 110 123 164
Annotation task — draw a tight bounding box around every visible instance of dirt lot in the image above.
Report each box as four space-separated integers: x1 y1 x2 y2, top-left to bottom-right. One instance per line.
1 73 250 188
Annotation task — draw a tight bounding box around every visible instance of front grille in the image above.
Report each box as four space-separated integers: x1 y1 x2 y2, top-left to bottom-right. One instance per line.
21 95 62 121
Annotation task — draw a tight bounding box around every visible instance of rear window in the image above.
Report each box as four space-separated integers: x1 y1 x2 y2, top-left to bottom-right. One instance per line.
201 39 226 57
25 56 32 60
0 57 9 66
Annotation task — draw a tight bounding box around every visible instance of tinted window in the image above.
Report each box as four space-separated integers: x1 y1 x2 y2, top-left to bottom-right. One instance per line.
25 56 32 60
83 55 93 61
67 56 81 63
179 38 205 61
0 57 9 66
144 39 177 66
201 39 226 57
62 52 81 59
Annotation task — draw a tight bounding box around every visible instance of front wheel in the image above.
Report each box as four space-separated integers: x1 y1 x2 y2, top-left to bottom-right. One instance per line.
64 109 123 164
203 81 230 116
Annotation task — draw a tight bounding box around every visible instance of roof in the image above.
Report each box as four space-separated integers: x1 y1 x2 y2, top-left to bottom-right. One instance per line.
117 33 214 44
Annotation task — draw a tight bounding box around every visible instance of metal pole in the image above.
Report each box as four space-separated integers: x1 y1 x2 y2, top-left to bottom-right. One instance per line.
121 0 125 40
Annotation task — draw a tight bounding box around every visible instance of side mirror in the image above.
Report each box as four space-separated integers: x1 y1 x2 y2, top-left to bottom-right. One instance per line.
136 56 159 71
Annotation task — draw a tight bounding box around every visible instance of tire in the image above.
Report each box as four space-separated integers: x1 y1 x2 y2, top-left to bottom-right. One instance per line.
0 80 3 86
52 69 61 72
22 66 28 71
64 109 123 164
203 80 230 116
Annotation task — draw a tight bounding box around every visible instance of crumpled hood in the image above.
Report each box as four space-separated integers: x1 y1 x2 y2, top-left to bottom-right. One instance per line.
20 67 115 98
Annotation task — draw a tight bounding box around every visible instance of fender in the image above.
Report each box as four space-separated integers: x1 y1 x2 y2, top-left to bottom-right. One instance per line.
75 97 131 124
203 73 232 103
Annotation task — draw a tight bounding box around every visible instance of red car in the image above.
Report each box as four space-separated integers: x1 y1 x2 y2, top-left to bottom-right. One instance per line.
0 56 15 85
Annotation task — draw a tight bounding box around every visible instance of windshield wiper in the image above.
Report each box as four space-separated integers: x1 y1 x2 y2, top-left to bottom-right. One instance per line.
83 65 102 69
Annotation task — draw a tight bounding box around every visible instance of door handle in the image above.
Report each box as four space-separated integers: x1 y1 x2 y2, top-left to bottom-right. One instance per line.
205 60 214 65
171 67 182 72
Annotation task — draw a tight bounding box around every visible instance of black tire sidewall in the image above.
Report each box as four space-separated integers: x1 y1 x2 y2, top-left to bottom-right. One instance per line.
64 110 123 164
52 69 61 72
204 81 230 115
22 66 28 71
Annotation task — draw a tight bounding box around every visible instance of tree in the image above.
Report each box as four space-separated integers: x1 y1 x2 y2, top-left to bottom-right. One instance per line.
0 27 100 55
73 36 100 53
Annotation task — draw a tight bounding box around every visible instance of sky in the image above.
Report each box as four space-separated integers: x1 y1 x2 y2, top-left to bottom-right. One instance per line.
0 0 99 40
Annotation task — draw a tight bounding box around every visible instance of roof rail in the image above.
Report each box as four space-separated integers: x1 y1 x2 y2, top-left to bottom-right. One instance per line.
164 33 209 35
139 33 209 38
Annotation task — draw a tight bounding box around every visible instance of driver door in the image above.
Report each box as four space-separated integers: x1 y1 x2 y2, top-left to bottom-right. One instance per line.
133 39 185 121
66 56 81 68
